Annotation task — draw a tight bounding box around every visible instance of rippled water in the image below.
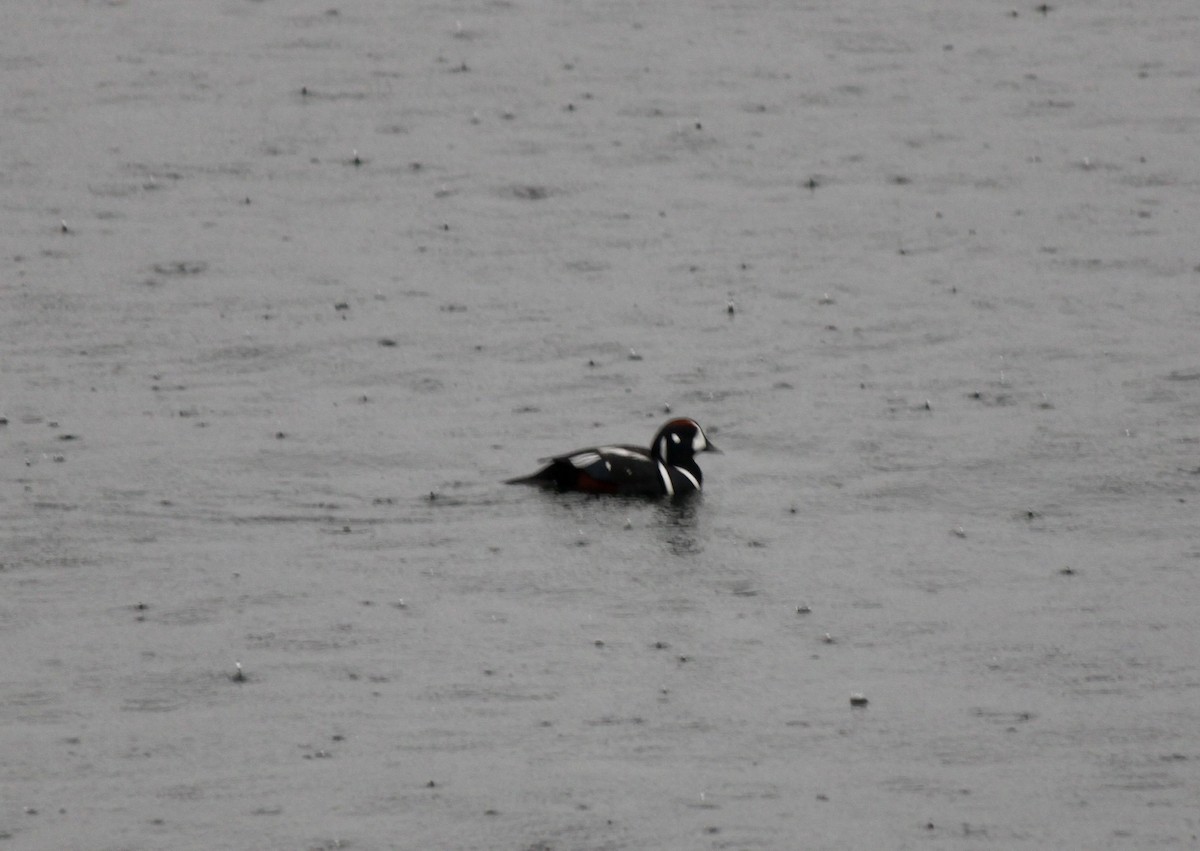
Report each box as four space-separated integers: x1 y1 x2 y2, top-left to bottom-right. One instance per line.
3 1 1199 848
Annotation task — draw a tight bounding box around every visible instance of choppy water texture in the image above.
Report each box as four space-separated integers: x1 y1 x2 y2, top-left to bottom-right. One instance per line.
3 1 1200 848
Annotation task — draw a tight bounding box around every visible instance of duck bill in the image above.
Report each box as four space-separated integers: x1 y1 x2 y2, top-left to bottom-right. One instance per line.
704 440 722 454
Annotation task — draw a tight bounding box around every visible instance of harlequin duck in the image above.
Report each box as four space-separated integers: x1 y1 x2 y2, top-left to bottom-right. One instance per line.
505 418 720 496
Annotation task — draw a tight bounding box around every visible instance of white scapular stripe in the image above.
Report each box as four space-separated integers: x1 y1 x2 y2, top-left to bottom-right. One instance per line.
601 446 644 459
568 451 602 469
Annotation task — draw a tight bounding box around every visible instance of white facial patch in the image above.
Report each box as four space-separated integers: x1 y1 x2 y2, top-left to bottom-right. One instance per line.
692 430 706 452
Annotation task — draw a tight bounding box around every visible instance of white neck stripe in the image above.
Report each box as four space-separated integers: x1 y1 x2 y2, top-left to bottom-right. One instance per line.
656 461 675 496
